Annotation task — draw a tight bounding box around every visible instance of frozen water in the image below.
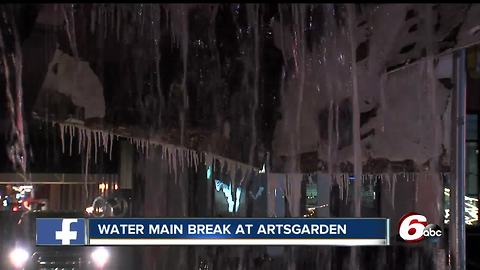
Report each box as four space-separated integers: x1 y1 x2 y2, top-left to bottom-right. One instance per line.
3 3 477 269
1 16 27 174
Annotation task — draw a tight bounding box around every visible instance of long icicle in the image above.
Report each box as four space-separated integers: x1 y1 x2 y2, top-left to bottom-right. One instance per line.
0 11 30 176
180 5 189 146
62 4 79 58
11 20 27 174
84 129 91 205
347 4 362 270
248 4 260 166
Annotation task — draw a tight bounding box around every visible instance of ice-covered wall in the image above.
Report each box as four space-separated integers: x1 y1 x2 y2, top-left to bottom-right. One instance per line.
2 4 475 269
5 4 477 174
271 4 459 173
38 49 106 119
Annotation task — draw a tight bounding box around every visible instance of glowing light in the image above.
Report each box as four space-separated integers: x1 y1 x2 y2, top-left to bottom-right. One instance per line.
22 201 30 210
235 188 241 212
215 179 242 213
9 247 29 269
206 166 212 180
12 185 33 193
91 247 110 268
444 188 478 225
259 164 266 174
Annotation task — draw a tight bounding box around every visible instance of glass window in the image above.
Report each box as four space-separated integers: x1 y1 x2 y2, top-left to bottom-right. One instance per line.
467 114 478 141
467 142 479 196
466 113 479 226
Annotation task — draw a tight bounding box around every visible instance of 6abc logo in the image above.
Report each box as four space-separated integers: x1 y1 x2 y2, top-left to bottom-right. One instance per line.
398 212 442 242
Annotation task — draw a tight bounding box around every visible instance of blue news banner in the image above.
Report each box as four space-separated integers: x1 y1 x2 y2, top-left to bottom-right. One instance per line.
37 218 390 246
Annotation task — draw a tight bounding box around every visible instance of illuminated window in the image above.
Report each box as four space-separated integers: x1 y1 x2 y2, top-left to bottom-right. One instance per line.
444 188 479 225
214 179 242 213
444 113 479 225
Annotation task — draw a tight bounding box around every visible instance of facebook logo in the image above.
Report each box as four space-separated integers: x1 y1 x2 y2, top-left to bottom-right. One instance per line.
36 218 86 246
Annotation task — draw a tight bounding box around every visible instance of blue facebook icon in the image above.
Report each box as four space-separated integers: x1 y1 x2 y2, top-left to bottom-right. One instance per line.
36 218 86 246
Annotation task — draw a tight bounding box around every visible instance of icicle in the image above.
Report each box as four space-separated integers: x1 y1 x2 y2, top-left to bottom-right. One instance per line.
247 4 260 166
169 147 174 175
161 144 166 159
164 145 170 172
94 130 98 163
78 127 83 154
107 132 112 160
58 123 65 153
11 21 28 172
84 128 92 202
69 125 73 156
186 150 191 168
168 146 173 174
79 128 83 152
347 4 363 217
62 4 79 58
182 148 187 170
193 151 199 172
100 131 105 153
104 131 109 153
392 174 397 209
180 148 185 171
145 140 150 159
191 151 195 170
84 129 89 152
205 153 213 172
173 148 178 184
190 150 195 168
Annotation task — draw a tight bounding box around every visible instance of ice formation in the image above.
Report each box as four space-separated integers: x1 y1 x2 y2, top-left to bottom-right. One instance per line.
3 3 480 269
